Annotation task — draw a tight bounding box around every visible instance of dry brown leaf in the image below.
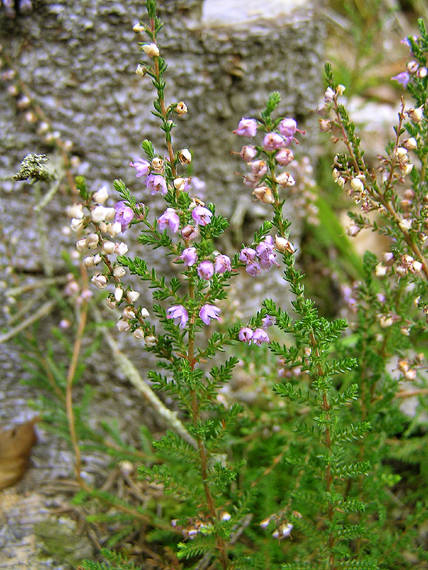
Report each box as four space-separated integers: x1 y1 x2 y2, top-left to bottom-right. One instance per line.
0 417 39 490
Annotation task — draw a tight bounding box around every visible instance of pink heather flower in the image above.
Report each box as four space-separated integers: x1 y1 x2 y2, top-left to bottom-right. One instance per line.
246 261 261 277
257 238 278 270
263 132 285 151
158 208 180 233
130 157 150 178
181 224 199 241
252 328 269 345
275 148 294 166
240 145 257 162
192 205 212 226
180 247 197 267
167 305 188 328
278 118 297 137
146 173 167 195
250 160 268 178
214 254 231 274
234 117 258 137
239 247 256 263
262 315 276 328
114 201 134 231
392 72 410 87
199 304 221 325
239 327 253 342
197 260 214 280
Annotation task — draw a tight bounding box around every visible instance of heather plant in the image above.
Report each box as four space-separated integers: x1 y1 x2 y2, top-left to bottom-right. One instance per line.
3 2 427 569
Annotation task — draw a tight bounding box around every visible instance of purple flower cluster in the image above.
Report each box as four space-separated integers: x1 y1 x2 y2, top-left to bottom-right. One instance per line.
238 327 269 345
179 247 231 279
166 304 221 328
239 236 278 277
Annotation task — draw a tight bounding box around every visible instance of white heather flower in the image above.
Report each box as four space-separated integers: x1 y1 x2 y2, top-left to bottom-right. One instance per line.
375 263 387 277
123 306 136 319
145 335 157 347
275 235 294 253
140 308 150 318
351 177 364 192
403 137 417 150
407 60 419 73
407 106 423 123
175 101 188 115
403 163 413 175
83 255 95 267
91 206 109 223
93 186 109 204
253 186 274 204
379 315 393 328
113 266 126 278
109 222 122 237
399 218 412 231
142 43 159 57
411 260 422 273
220 512 231 521
336 84 346 95
395 147 408 160
117 319 130 332
76 238 87 252
92 273 107 289
70 218 84 232
276 172 295 186
114 287 124 302
93 253 102 265
127 290 140 303
66 203 84 219
105 297 116 309
417 67 427 78
151 157 164 172
102 241 116 254
133 328 145 340
173 177 187 191
87 233 99 249
178 149 191 164
136 64 146 77
324 87 335 102
116 242 128 255
133 22 144 33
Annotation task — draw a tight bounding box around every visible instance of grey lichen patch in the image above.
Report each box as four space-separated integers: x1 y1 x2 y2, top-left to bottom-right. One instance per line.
12 153 55 183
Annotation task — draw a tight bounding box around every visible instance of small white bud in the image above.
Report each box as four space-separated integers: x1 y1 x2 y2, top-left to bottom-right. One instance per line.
220 512 231 521
411 260 422 273
417 66 427 79
407 60 419 73
133 23 144 33
93 185 109 204
375 263 387 277
399 218 412 231
67 203 84 219
260 517 271 528
175 101 188 115
93 253 102 265
407 106 423 123
351 177 364 192
86 233 99 249
252 186 274 204
102 240 116 254
140 308 150 318
151 157 164 172
136 64 146 77
276 172 295 186
114 287 124 303
117 319 130 332
403 137 417 150
379 315 393 328
70 218 84 232
116 242 128 255
91 206 108 223
275 235 294 253
336 84 346 95
142 43 159 57
127 290 140 303
76 238 87 252
178 148 192 164
113 266 126 278
324 87 335 102
173 177 187 191
123 306 136 320
83 256 95 267
133 328 145 340
91 273 107 289
110 222 122 237
145 335 157 347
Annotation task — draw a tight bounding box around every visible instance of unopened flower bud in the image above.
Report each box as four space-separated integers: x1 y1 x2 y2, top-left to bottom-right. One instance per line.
403 137 417 150
67 203 84 219
92 273 107 289
275 235 294 253
181 224 198 241
140 308 150 318
102 241 116 254
375 263 387 277
276 172 295 186
253 186 274 204
70 218 84 232
151 157 164 172
93 186 109 204
178 148 191 164
114 287 124 302
86 233 99 249
113 266 126 278
76 238 87 252
336 84 346 95
175 101 187 115
133 22 144 33
145 335 157 347
417 66 427 78
142 43 159 57
173 178 187 191
116 242 128 256
127 290 140 303
324 87 335 102
407 60 419 73
110 221 122 237
83 255 94 267
351 177 364 192
117 319 130 332
403 189 415 200
136 64 146 77
123 306 135 319
133 328 145 340
407 106 423 123
220 512 231 521
383 252 394 265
